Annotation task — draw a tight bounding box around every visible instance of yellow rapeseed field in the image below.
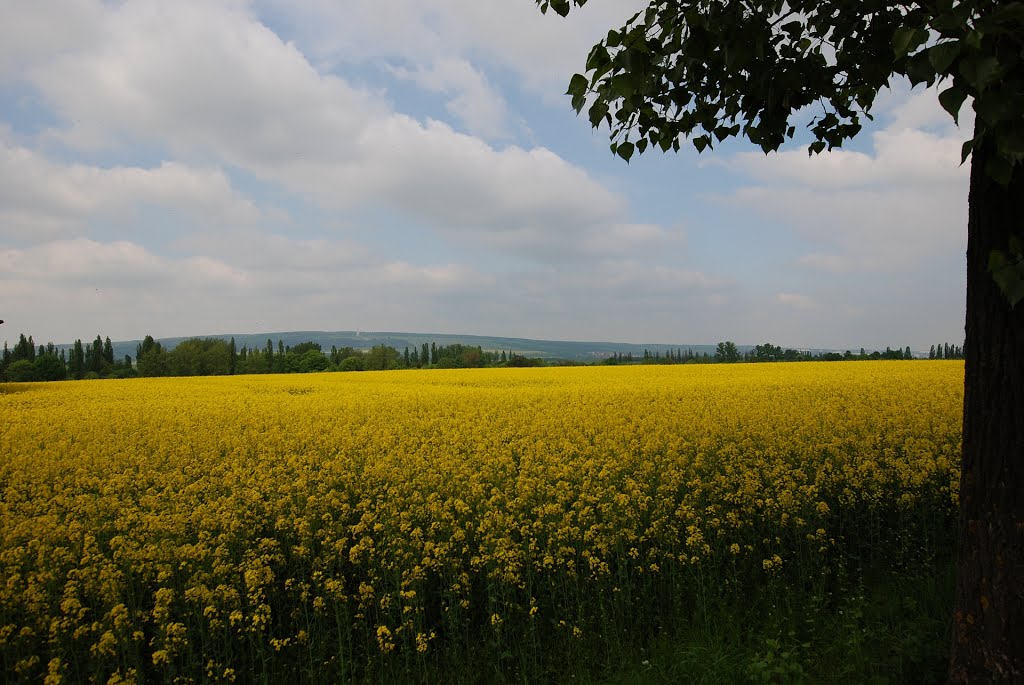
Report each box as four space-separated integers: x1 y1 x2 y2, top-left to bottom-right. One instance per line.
0 362 962 683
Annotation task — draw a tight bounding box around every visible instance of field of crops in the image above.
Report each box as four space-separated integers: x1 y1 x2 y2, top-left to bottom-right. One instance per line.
0 362 962 683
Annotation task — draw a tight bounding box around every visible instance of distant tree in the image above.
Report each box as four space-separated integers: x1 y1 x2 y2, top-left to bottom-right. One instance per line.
507 354 543 368
290 341 322 356
136 340 169 377
338 355 365 372
167 338 232 376
33 353 66 382
296 349 331 373
239 348 269 375
12 333 34 363
715 341 740 363
229 337 238 375
89 336 105 374
69 339 86 380
5 359 37 382
753 342 784 362
103 337 114 365
365 345 400 371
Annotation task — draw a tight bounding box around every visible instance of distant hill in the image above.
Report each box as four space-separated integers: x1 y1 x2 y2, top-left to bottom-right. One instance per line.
100 331 743 362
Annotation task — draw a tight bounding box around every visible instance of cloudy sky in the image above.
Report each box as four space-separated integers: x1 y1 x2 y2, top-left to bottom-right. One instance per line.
1 0 970 352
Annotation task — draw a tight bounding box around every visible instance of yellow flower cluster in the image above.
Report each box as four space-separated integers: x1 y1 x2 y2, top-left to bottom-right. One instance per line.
0 361 962 682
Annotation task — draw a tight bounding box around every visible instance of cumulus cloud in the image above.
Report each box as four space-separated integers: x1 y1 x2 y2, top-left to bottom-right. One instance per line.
16 0 653 261
0 0 105 80
719 85 970 273
1 239 249 289
0 137 262 242
389 57 513 139
0 234 497 342
255 0 647 98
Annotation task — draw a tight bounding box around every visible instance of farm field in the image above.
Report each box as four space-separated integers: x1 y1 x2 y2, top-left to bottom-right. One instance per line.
0 362 963 683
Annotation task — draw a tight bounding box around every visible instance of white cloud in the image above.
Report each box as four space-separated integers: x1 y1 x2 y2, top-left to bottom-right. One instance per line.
0 234 497 342
256 0 647 98
876 80 973 132
389 57 513 139
0 137 262 242
0 239 249 289
730 127 966 190
774 292 816 309
720 88 970 273
0 0 105 80
0 2 970 352
19 0 649 262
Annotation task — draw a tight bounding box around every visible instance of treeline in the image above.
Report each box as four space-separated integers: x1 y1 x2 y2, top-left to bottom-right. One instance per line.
0 331 965 383
928 343 964 359
134 336 542 376
603 341 959 365
0 333 544 382
0 334 135 382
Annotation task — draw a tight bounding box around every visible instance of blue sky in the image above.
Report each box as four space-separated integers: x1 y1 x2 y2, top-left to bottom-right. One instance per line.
1 0 969 351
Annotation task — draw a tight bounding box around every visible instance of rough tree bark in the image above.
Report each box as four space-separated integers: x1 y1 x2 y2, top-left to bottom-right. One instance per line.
950 129 1024 683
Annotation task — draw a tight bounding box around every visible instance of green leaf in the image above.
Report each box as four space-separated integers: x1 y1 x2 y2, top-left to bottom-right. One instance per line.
927 41 961 75
977 3 1024 35
892 27 926 57
588 101 609 128
974 89 1018 126
567 73 589 113
808 141 826 155
548 0 570 17
959 56 1001 91
610 72 642 99
780 20 803 38
617 140 635 162
567 72 588 96
713 125 733 142
938 85 968 124
692 135 710 153
905 52 938 86
961 138 974 165
586 44 611 72
989 244 1024 307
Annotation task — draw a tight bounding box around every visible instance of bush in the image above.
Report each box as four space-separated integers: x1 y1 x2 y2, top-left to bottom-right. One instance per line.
4 359 38 382
339 356 365 372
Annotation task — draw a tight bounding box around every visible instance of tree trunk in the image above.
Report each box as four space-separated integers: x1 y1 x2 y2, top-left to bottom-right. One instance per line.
949 133 1024 683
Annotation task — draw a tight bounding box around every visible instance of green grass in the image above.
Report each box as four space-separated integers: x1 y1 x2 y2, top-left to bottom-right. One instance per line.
596 560 954 685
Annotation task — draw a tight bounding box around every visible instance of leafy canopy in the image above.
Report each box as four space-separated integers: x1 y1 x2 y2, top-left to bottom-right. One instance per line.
538 0 1024 184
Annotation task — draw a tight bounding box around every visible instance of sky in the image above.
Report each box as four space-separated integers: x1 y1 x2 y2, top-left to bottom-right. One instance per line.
0 0 971 352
